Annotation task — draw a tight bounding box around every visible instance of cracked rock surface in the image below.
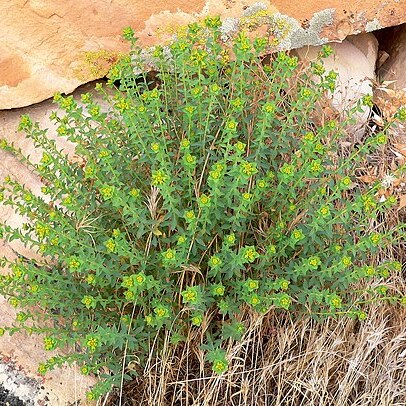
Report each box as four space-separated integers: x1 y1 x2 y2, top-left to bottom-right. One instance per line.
1 0 405 109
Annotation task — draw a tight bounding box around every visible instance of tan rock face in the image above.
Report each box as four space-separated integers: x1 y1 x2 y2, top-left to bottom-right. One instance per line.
1 0 405 109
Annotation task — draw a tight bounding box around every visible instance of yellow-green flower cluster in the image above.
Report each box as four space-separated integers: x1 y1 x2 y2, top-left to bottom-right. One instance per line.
190 49 208 67
69 257 81 270
277 294 291 309
340 176 352 188
242 192 252 202
180 138 191 149
280 163 294 176
211 283 225 296
304 132 315 142
262 102 275 114
124 290 134 300
396 106 406 121
151 142 160 153
245 278 259 291
363 266 375 277
226 120 238 131
230 98 244 111
122 276 134 289
183 153 197 168
209 255 222 268
191 87 202 98
309 159 323 175
130 188 140 198
116 98 130 111
40 152 52 165
29 284 39 293
89 105 100 116
43 337 57 351
154 305 170 319
16 312 28 322
151 169 168 186
191 313 203 326
199 193 211 207
177 235 187 245
210 83 221 94
104 238 116 253
308 255 321 269
98 150 110 159
291 229 304 241
241 246 259 263
100 185 114 200
328 295 342 309
341 256 352 267
362 195 376 212
267 244 277 255
81 295 96 309
162 248 176 262
181 286 199 304
18 114 32 131
37 363 48 375
81 365 90 375
86 274 96 285
212 358 228 374
134 272 146 285
209 169 222 181
84 165 95 178
235 141 246 153
240 161 257 177
318 206 330 217
369 233 382 246
256 179 267 189
248 294 261 306
85 335 100 353
184 210 195 222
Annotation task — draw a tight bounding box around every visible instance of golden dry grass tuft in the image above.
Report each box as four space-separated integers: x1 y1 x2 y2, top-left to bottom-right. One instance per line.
102 293 406 405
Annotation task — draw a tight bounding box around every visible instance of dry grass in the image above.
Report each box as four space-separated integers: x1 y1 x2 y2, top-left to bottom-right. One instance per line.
102 288 406 406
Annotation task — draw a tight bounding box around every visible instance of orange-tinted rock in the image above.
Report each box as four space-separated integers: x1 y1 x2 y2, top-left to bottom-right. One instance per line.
0 0 405 109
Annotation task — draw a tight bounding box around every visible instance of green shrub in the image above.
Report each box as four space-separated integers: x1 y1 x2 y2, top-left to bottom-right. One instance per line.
0 18 403 399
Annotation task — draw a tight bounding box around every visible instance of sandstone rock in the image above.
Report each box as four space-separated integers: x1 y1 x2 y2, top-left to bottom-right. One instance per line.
0 150 44 261
1 0 405 109
294 33 378 140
